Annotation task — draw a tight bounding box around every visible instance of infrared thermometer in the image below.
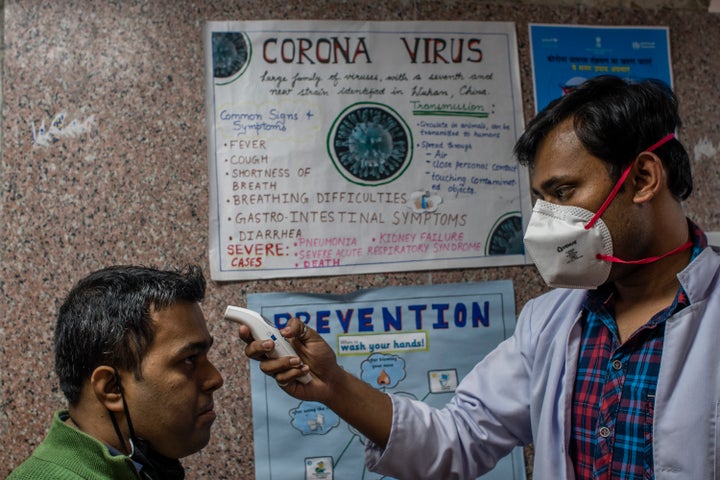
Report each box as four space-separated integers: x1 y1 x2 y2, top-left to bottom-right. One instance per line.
224 305 312 384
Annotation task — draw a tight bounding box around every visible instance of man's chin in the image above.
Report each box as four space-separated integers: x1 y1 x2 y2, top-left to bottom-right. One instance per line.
155 431 214 459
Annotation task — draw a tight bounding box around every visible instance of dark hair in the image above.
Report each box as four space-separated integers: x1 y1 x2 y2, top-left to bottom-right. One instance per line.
514 75 692 200
54 265 206 404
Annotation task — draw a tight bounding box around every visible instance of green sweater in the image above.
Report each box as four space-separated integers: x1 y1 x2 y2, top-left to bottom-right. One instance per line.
8 410 139 479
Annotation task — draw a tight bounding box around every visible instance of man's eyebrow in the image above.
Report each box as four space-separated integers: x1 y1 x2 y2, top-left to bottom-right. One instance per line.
537 175 570 194
176 337 214 356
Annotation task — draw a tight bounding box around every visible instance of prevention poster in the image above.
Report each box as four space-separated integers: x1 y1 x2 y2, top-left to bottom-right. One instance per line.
204 21 532 280
246 280 527 480
529 24 672 113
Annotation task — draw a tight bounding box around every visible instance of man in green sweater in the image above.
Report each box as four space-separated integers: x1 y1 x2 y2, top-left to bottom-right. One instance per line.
8 265 224 480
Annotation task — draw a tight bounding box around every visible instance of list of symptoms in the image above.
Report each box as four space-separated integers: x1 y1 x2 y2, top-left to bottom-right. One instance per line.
205 20 531 280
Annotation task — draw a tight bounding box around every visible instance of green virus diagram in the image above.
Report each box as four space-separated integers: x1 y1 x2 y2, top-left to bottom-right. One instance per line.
212 32 251 84
328 103 413 186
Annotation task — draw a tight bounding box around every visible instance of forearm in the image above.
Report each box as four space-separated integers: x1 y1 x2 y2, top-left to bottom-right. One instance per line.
323 369 393 448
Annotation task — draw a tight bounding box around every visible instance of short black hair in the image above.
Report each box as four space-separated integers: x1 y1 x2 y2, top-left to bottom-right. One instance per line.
514 75 692 200
54 265 206 404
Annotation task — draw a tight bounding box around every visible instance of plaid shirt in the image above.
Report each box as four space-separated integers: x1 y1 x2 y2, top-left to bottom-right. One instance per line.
569 221 706 480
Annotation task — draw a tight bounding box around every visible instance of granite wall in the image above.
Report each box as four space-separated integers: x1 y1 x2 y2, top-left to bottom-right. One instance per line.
2 1 718 478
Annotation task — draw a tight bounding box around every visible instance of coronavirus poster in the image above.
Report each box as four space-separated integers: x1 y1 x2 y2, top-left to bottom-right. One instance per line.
203 21 531 280
245 280 526 480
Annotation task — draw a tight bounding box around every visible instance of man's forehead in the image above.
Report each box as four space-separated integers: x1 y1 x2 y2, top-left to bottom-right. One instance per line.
533 123 587 167
536 119 579 154
149 302 210 342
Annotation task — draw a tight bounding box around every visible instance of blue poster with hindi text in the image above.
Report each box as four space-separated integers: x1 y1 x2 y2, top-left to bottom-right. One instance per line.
529 24 672 113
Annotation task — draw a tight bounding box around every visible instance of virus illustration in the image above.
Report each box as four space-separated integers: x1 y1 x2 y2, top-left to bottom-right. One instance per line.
330 104 412 185
486 214 524 255
212 32 250 80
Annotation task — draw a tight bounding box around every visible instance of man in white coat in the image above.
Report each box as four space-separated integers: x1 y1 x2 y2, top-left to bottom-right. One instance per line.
242 75 718 479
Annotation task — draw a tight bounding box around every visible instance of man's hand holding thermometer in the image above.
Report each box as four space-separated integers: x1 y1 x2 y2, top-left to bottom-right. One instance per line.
232 304 394 448
225 305 312 384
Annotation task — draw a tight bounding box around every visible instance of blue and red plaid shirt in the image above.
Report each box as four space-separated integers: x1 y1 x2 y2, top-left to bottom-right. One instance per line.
569 220 707 480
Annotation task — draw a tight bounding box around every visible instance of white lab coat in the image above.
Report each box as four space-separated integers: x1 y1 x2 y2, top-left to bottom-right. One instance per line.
366 246 720 479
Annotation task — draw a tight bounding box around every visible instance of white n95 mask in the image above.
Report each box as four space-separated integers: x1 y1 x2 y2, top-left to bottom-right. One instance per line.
523 132 691 290
523 200 613 289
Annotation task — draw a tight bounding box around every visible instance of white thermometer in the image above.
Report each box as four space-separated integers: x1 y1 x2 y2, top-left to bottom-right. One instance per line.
224 305 311 384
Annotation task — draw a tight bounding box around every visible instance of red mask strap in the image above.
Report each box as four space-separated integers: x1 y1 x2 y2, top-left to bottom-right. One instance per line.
584 133 675 230
645 132 675 153
584 162 634 230
597 239 692 264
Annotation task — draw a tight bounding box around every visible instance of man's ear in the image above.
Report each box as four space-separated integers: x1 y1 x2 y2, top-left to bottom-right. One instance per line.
631 152 665 204
90 365 125 413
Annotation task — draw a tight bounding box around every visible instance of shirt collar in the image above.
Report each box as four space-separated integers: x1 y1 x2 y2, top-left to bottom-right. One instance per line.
106 444 145 474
